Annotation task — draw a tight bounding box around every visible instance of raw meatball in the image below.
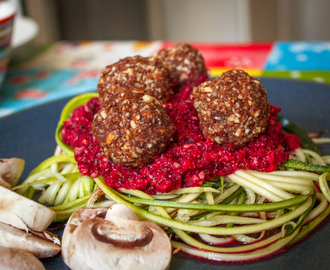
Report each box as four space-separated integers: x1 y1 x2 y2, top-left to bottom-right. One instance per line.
191 69 270 147
92 89 176 168
97 55 173 105
153 43 209 91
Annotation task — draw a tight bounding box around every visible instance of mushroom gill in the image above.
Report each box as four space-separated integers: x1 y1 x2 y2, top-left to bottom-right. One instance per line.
62 204 172 270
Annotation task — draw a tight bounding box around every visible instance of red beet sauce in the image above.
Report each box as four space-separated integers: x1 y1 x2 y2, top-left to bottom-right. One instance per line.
61 84 301 194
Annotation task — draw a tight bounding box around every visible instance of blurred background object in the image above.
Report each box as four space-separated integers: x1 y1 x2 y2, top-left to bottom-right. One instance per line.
0 0 16 88
12 14 38 49
6 0 39 50
21 0 330 43
2 0 330 119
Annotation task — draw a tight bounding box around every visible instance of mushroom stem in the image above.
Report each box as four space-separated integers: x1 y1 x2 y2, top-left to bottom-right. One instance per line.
105 202 139 221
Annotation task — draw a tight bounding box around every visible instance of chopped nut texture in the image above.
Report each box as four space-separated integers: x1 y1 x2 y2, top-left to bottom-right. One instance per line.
154 43 209 91
97 55 173 105
191 69 270 147
92 90 176 168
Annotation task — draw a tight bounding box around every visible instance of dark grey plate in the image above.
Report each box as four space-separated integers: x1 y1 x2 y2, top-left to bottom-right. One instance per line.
0 78 330 270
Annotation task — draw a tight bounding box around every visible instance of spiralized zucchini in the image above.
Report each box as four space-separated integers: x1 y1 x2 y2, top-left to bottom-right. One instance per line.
12 93 330 262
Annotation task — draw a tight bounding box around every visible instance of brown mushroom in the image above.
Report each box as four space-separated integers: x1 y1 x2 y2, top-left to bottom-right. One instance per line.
0 247 45 270
62 204 172 270
0 158 25 187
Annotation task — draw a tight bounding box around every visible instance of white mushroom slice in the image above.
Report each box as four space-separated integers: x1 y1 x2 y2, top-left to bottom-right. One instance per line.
0 222 61 258
61 207 109 266
0 185 56 232
62 204 172 270
0 212 29 232
0 247 45 270
0 158 25 187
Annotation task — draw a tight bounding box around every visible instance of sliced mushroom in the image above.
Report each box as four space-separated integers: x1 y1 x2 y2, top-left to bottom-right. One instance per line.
32 230 61 246
62 204 172 270
0 185 56 232
0 247 45 270
0 222 61 258
61 207 109 265
0 212 30 232
0 158 25 187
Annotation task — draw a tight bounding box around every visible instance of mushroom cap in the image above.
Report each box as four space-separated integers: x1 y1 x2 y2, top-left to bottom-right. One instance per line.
0 247 45 270
62 204 172 270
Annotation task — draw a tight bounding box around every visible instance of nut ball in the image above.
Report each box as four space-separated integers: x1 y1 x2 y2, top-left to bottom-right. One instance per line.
153 43 209 91
191 69 270 147
92 89 176 168
97 55 174 105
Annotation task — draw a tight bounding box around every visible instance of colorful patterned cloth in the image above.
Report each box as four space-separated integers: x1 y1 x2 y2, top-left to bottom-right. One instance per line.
0 41 329 118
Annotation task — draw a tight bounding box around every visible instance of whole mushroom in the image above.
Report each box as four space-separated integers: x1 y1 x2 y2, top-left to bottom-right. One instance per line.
62 204 172 270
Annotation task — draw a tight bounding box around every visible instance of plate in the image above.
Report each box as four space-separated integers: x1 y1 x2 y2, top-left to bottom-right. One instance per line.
0 78 330 270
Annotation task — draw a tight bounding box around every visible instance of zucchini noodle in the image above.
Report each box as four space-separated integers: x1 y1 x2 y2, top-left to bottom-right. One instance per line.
313 138 330 144
13 93 330 263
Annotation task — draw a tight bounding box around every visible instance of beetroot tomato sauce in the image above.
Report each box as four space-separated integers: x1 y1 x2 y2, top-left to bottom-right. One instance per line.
61 86 301 194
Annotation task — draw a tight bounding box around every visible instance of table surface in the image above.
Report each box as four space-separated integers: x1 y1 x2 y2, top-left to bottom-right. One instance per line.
1 40 330 118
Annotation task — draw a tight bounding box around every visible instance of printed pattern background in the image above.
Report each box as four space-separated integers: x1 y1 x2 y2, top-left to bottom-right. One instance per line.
0 41 329 118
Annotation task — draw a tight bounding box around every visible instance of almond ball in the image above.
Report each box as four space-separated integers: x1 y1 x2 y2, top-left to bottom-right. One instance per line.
191 69 270 147
154 43 209 91
92 89 176 168
97 55 174 105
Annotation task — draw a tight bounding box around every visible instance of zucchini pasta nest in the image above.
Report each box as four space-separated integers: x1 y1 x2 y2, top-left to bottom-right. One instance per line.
13 93 330 263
